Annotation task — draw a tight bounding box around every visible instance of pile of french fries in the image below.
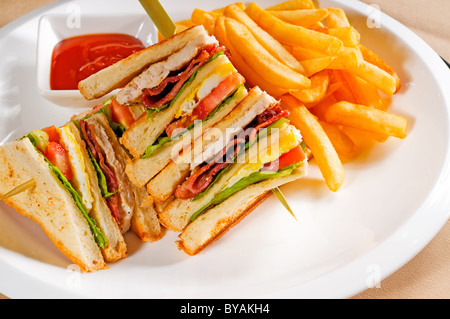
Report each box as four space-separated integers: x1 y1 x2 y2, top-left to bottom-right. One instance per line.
169 0 408 192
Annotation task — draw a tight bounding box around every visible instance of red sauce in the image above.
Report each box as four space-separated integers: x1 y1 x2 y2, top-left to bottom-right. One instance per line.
50 33 145 90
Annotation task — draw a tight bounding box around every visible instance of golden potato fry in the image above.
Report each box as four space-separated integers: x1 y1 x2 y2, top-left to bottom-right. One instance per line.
319 121 357 161
224 17 311 90
335 70 385 110
280 95 345 192
246 3 343 56
267 0 316 11
224 4 305 73
191 9 219 35
359 44 402 93
326 8 351 28
327 47 363 70
324 101 408 139
291 69 331 103
328 27 361 48
301 56 334 77
267 9 329 27
214 16 290 97
346 60 398 96
291 46 327 60
308 93 338 119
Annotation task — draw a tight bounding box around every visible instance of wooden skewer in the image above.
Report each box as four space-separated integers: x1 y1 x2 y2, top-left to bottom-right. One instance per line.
0 179 36 201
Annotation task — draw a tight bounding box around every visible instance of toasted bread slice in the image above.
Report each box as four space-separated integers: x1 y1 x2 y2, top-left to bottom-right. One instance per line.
0 139 107 272
78 25 212 100
84 113 164 241
176 164 308 255
61 122 127 262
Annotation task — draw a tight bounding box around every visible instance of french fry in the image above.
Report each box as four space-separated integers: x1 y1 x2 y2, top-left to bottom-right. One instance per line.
326 8 351 28
267 0 316 11
246 3 343 56
280 95 345 192
191 9 219 35
327 47 363 70
336 70 385 110
291 46 327 60
319 121 357 161
346 60 398 96
300 56 334 77
215 16 290 97
267 9 329 27
324 101 408 139
359 44 402 93
291 69 331 103
328 27 360 48
223 4 305 73
224 17 311 90
332 70 388 142
308 93 338 119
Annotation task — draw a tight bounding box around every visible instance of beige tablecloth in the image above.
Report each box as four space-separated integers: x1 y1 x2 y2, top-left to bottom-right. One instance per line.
0 0 449 299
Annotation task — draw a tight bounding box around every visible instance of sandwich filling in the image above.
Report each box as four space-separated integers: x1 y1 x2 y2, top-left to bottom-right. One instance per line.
174 104 294 200
171 104 307 221
137 46 245 159
25 128 107 248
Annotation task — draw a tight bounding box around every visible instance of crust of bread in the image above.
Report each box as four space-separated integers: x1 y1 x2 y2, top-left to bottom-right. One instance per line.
176 191 271 256
62 122 128 262
176 162 307 256
0 139 107 272
78 25 209 100
86 113 165 242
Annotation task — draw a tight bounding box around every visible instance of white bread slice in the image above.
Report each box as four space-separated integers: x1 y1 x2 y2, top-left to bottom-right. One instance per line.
85 113 165 242
60 122 127 262
120 54 235 159
177 164 308 256
159 121 302 232
78 25 211 100
0 139 107 272
146 87 275 203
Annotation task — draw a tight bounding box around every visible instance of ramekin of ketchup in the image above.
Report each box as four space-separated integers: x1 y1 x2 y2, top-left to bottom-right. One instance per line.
50 33 145 91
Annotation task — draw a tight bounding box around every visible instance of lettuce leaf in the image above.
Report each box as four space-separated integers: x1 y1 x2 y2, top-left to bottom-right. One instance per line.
26 134 108 249
87 149 119 199
190 162 301 221
192 117 291 202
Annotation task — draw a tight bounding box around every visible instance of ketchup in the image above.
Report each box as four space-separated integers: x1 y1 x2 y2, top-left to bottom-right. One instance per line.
50 33 145 90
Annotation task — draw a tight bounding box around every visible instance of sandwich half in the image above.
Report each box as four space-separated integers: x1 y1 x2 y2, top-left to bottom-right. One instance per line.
78 25 247 192
0 121 131 271
158 93 308 255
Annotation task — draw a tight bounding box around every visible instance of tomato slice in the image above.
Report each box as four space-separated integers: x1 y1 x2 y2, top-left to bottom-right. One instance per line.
192 73 245 120
111 98 135 129
42 126 61 143
44 142 74 181
165 73 245 137
263 144 306 172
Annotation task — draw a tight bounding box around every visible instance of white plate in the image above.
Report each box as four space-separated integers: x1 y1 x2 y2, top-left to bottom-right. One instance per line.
0 0 449 299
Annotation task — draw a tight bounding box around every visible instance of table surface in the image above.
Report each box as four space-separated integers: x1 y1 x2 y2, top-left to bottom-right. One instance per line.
0 0 449 300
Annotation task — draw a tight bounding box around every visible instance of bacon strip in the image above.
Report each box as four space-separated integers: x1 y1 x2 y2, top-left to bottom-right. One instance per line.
141 44 222 110
80 120 122 224
174 105 290 200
